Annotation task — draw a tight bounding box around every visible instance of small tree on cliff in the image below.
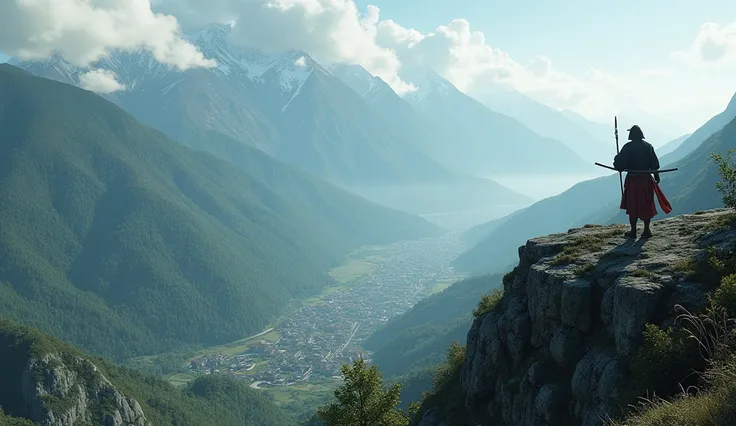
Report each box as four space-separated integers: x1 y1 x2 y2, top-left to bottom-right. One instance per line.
317 357 409 426
712 149 736 208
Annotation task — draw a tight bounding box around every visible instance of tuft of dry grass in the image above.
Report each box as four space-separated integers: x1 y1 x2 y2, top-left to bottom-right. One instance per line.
551 229 622 266
671 258 699 279
706 211 736 231
573 263 596 276
631 269 655 278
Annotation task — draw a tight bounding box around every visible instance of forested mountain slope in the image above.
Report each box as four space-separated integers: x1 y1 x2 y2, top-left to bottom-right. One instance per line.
0 64 437 361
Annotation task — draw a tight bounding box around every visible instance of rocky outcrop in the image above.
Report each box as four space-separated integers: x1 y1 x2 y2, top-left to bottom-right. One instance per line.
19 353 150 426
421 209 736 426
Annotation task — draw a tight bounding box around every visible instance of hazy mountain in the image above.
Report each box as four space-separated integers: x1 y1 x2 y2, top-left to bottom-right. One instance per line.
0 64 438 361
399 68 593 177
658 133 692 156
0 320 293 426
560 109 686 150
660 92 736 165
470 84 611 163
12 24 531 217
455 98 736 274
329 63 533 213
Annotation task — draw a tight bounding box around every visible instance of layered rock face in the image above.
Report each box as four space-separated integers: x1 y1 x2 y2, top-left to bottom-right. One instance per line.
19 353 149 426
422 209 736 426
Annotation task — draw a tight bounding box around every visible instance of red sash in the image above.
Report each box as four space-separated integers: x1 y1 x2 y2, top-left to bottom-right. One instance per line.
653 179 672 214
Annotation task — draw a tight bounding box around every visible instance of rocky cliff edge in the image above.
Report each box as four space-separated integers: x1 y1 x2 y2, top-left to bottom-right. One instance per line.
417 209 736 426
0 322 150 426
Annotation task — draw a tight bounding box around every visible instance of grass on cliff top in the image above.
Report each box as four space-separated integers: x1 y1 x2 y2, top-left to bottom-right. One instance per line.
669 246 736 288
551 228 623 266
705 211 736 231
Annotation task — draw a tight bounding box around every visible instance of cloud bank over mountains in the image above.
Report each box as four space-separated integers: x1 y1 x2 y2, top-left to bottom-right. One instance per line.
0 0 732 126
0 0 214 70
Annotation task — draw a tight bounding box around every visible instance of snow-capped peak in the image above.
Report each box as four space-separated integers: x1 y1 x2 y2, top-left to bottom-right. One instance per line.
181 24 321 93
329 63 381 97
401 67 454 107
184 23 233 48
266 50 317 92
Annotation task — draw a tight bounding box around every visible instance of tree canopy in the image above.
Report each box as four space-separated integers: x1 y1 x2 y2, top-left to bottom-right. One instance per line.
317 358 409 426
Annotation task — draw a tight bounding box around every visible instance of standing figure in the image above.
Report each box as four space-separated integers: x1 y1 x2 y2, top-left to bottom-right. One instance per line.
613 125 660 239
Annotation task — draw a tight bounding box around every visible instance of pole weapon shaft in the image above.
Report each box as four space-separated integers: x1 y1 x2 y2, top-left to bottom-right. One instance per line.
615 116 623 197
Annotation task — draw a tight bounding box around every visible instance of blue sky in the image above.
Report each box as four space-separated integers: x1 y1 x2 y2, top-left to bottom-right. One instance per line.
355 0 736 130
355 0 735 75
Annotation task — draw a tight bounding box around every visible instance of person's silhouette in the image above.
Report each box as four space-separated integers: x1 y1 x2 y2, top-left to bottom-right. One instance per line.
613 125 661 239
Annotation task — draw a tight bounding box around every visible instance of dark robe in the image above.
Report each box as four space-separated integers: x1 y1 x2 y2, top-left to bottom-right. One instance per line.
613 139 660 219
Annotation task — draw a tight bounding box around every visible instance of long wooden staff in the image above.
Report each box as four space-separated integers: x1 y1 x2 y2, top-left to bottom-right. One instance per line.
614 116 623 197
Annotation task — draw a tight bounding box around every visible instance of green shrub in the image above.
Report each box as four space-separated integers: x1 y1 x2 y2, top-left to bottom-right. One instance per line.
431 342 466 392
472 289 503 318
625 324 702 402
712 274 736 318
712 149 736 209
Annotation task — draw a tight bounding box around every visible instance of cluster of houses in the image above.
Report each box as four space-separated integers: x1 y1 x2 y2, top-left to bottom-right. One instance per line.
184 233 463 387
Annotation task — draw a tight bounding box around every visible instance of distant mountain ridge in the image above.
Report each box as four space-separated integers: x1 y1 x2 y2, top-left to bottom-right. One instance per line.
12 24 534 216
469 84 612 163
660 91 736 165
398 67 594 177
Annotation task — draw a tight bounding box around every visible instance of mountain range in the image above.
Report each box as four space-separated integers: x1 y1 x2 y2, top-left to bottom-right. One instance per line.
560 109 687 151
454 91 736 274
0 63 439 361
9 23 630 219
470 84 612 163
10 24 537 217
398 68 593 177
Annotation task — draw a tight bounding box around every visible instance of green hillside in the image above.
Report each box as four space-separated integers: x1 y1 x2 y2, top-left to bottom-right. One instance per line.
0 64 438 361
0 319 293 425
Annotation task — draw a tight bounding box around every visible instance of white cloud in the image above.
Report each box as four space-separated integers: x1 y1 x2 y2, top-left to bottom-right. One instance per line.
640 68 672 77
0 0 215 70
157 0 415 93
79 69 126 93
146 1 640 116
371 17 627 120
672 22 736 65
294 56 307 67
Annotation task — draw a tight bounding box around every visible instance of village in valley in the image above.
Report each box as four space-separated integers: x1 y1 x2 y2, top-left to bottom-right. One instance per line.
178 233 464 391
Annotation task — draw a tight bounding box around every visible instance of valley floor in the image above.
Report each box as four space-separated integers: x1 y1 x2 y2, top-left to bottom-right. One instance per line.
128 232 466 419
